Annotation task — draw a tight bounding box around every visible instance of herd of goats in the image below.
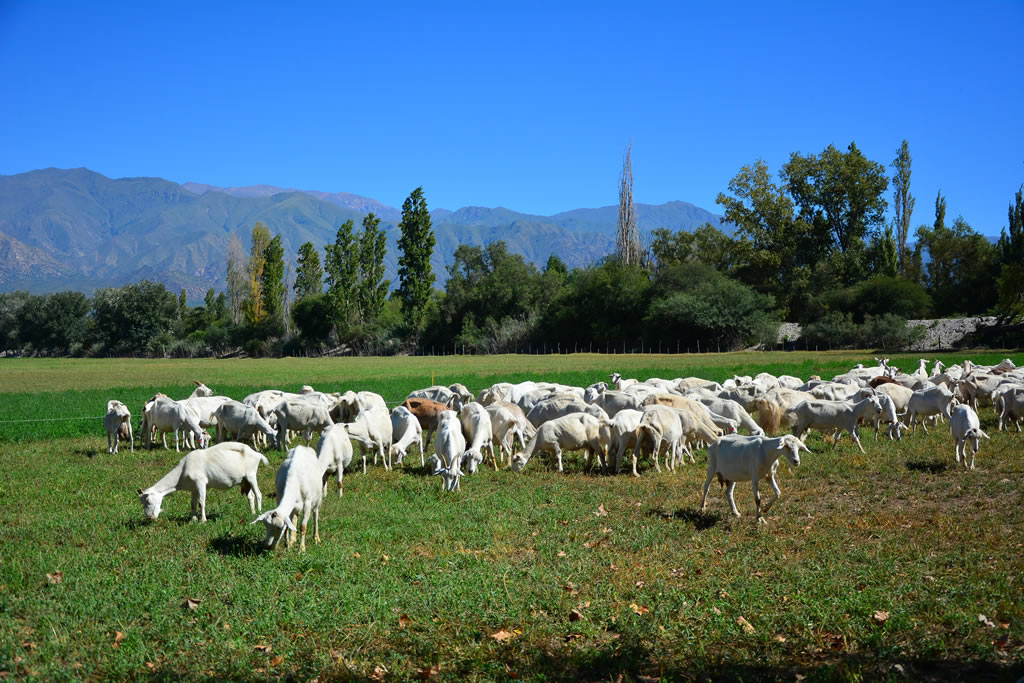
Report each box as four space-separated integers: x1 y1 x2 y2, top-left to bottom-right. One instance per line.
102 356 1021 551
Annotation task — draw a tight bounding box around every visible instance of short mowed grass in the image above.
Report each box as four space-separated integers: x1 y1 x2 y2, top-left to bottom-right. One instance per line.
1 353 1023 681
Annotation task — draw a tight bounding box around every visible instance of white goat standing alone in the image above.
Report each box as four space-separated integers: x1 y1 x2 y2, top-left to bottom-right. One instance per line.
137 442 268 522
949 404 990 470
700 434 809 524
104 400 133 454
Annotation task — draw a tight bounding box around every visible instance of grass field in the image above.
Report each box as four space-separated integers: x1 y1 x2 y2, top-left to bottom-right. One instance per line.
1 352 1023 681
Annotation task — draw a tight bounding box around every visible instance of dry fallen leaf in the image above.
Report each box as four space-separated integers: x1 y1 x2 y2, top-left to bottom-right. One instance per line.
594 504 608 517
635 580 646 589
995 632 1010 649
559 520 570 526
557 550 567 557
46 571 63 585
569 608 584 622
223 622 230 631
253 644 272 654
712 606 722 615
564 582 579 596
582 540 600 549
717 589 729 599
381 554 389 565
872 610 889 625
399 614 412 628
978 614 997 629
737 616 755 634
112 631 125 648
670 567 685 578
491 629 514 642
630 603 649 615
269 655 284 666
352 552 361 558
602 527 612 533
182 598 201 611
609 563 619 570
145 661 155 670
370 664 388 681
531 530 538 537
416 664 441 679
773 634 787 643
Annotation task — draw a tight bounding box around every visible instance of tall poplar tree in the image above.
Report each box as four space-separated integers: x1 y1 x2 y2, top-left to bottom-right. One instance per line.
396 187 435 331
245 222 271 323
616 141 642 267
226 233 247 324
357 212 390 324
294 242 324 300
324 219 359 334
891 140 915 276
261 233 285 327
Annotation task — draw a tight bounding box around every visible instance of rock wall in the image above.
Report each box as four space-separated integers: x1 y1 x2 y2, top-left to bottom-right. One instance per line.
775 317 998 350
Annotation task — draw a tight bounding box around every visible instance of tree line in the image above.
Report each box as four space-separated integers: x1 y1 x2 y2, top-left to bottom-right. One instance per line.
2 142 1022 358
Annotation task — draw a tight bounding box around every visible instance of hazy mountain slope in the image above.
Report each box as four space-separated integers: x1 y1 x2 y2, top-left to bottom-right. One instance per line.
0 168 722 296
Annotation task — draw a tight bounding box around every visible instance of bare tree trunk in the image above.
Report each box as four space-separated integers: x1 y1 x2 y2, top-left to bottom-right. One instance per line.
617 140 642 267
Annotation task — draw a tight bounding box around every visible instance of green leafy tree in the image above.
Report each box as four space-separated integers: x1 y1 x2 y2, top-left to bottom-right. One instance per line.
357 212 390 324
782 143 889 286
15 291 90 354
396 187 436 332
866 225 899 277
995 185 1024 321
891 140 915 275
324 219 359 335
651 223 747 275
291 293 335 346
261 233 285 328
294 242 324 301
915 216 997 315
934 190 947 231
244 222 271 323
716 160 814 318
91 280 179 355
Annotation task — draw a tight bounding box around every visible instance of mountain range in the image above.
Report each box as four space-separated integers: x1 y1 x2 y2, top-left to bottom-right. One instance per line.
0 168 726 297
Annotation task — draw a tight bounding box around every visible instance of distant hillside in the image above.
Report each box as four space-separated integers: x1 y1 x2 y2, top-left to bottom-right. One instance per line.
0 168 727 296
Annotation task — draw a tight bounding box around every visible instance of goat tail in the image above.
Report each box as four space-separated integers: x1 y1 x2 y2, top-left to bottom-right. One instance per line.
755 398 782 435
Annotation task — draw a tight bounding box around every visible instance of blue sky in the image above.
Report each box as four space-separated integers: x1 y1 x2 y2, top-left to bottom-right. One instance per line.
1 1 1021 235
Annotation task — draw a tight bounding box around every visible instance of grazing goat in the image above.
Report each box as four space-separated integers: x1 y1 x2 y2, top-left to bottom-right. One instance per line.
434 410 467 469
143 396 208 452
138 442 268 522
213 400 276 446
316 424 353 497
390 406 424 465
790 395 883 453
905 385 957 433
460 402 495 473
252 445 323 551
511 413 604 473
104 400 133 454
699 434 808 524
949 405 989 470
273 399 334 449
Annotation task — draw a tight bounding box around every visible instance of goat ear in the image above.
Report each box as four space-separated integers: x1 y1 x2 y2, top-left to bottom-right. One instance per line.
283 516 298 532
978 429 991 440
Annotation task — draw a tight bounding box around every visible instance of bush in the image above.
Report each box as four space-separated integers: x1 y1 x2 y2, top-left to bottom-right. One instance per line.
803 312 926 350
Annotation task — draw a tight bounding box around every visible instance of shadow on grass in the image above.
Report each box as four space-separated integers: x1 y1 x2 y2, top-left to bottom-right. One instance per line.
511 638 1024 683
648 506 721 530
209 531 267 557
74 446 102 458
906 460 949 474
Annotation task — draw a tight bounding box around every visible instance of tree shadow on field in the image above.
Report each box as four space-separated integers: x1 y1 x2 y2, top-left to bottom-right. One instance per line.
209 531 267 557
906 460 949 474
75 446 102 458
647 506 721 530
511 636 1024 682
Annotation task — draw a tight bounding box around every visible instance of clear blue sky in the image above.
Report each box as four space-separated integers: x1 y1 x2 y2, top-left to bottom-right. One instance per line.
1 1 1021 235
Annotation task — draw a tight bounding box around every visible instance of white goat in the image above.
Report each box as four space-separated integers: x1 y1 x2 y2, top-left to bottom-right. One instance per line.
316 424 353 497
213 401 276 447
484 403 527 465
252 445 324 551
434 410 467 469
905 385 957 433
273 399 334 449
143 396 209 452
137 441 268 522
790 395 883 453
389 405 424 465
460 402 495 473
949 405 989 470
699 434 808 524
510 413 604 473
104 400 133 454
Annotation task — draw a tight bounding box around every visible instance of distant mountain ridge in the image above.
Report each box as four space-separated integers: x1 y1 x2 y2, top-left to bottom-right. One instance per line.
0 168 727 296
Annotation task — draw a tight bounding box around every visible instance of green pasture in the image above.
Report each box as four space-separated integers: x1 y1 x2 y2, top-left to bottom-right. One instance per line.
1 353 1023 681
